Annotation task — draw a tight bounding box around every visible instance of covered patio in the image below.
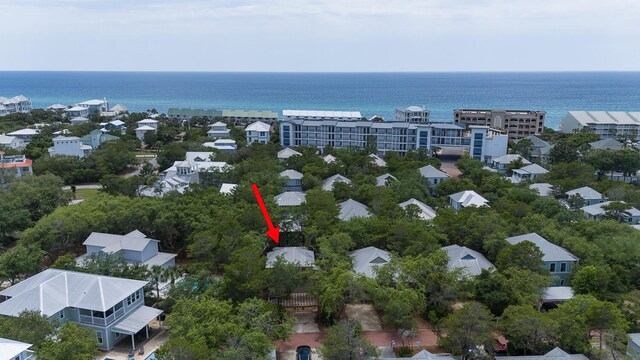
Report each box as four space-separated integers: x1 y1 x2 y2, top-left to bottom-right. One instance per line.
113 306 164 350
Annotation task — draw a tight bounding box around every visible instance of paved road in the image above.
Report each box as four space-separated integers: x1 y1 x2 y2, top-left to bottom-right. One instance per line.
62 184 101 190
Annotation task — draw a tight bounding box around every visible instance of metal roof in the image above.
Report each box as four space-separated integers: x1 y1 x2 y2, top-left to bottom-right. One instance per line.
112 306 163 335
581 201 640 217
369 154 387 167
506 233 580 262
219 183 237 195
399 198 437 220
274 191 306 207
339 199 371 221
0 337 32 360
565 111 640 126
566 186 603 200
83 231 158 252
280 169 303 180
7 128 38 136
442 245 494 276
283 110 362 119
167 108 222 117
266 247 315 268
449 190 489 208
349 247 391 278
513 164 549 175
500 347 587 360
529 183 554 197
542 286 574 302
245 121 271 132
376 173 398 186
588 138 623 150
322 154 337 163
0 269 147 316
492 154 532 165
277 147 302 159
322 174 352 191
418 165 449 179
222 109 278 119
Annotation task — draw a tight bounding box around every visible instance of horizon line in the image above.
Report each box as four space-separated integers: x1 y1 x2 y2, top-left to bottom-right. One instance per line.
1 70 640 74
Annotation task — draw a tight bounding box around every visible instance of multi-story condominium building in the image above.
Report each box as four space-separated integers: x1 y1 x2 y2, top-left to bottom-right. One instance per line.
222 109 279 125
0 269 162 351
395 106 430 123
560 111 640 140
167 108 222 121
246 121 271 144
280 114 508 161
0 95 32 115
77 98 109 115
0 151 33 177
48 136 93 157
283 110 363 122
453 109 546 140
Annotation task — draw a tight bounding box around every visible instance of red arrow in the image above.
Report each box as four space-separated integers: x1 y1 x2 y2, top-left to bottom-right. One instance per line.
251 183 280 244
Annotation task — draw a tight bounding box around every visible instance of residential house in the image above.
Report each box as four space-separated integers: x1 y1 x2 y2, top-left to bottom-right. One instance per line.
506 233 579 286
0 269 162 351
589 138 623 151
399 198 436 220
566 186 606 206
202 139 237 153
418 165 450 188
376 173 398 186
78 230 176 270
529 183 554 197
500 347 587 360
338 199 371 221
449 190 489 212
580 201 640 224
0 338 34 360
280 169 303 192
274 191 306 207
0 151 33 177
77 99 109 115
137 119 159 129
277 147 302 161
0 95 32 115
7 129 39 143
219 183 237 195
395 106 430 123
47 103 68 112
207 121 231 139
349 247 391 278
516 135 554 164
322 174 351 191
105 120 126 132
322 154 337 164
70 116 90 125
0 105 8 117
48 136 93 157
80 129 119 149
109 104 128 115
510 164 549 183
628 333 640 359
442 245 494 276
541 286 574 309
266 247 315 268
65 106 90 118
0 134 25 149
490 154 531 173
369 154 387 167
135 125 157 142
245 121 271 144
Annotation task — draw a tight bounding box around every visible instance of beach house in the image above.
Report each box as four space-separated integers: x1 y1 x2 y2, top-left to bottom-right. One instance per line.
245 121 271 144
48 136 93 157
0 151 33 177
449 190 489 212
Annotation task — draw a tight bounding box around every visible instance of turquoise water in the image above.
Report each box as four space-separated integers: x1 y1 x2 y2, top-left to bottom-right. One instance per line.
1 72 640 129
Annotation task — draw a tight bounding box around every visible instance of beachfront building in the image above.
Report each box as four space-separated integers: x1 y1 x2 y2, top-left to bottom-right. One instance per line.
0 269 162 351
49 136 93 157
48 103 68 112
283 110 363 122
77 98 109 115
559 111 640 140
65 106 91 119
7 128 39 143
0 337 34 360
0 95 32 115
245 121 271 144
280 114 508 160
0 134 25 149
453 109 546 140
0 151 33 177
207 121 231 139
222 109 279 125
167 108 222 121
506 232 579 286
395 106 430 123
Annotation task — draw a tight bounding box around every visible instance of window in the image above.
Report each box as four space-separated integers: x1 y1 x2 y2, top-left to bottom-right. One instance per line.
60 311 64 319
549 263 556 272
96 331 103 344
560 262 567 272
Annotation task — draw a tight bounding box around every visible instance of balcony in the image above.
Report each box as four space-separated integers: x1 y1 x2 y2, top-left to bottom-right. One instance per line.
79 307 125 326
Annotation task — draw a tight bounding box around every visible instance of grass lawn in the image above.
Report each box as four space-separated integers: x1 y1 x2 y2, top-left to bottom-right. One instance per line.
74 188 100 200
134 151 156 156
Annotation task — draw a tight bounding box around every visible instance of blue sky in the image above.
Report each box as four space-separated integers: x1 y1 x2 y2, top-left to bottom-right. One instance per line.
1 0 639 71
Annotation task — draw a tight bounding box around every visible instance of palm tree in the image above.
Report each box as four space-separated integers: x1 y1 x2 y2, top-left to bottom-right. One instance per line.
149 265 167 302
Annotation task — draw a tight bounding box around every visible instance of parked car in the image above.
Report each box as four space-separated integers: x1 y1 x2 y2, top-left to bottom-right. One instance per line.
296 345 312 360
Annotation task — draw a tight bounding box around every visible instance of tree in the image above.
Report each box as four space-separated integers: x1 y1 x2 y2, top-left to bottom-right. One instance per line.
266 256 308 298
0 310 56 349
36 323 100 360
512 138 533 159
601 201 632 222
498 305 558 355
496 241 544 273
317 320 379 360
438 302 496 360
0 244 46 285
549 142 579 164
150 265 169 302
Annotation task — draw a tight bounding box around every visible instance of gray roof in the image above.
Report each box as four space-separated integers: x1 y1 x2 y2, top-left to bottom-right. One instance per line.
542 286 574 302
0 269 147 317
83 231 158 253
245 121 271 132
629 333 640 347
0 337 32 360
349 247 391 279
339 199 372 221
376 173 398 186
112 305 163 335
219 183 237 195
581 201 640 217
322 174 352 191
280 169 303 180
589 138 623 150
418 165 449 179
369 154 387 167
399 198 436 220
514 164 549 175
449 190 489 208
566 186 603 200
442 245 494 276
277 147 302 159
506 233 579 262
529 183 554 197
492 154 532 166
274 191 306 206
266 247 315 268
323 154 337 163
500 347 587 360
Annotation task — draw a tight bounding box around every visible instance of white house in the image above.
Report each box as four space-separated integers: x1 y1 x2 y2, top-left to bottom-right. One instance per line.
280 169 303 192
490 154 531 173
7 128 39 143
376 173 398 186
349 247 391 279
395 106 430 123
137 119 159 129
442 244 494 276
566 186 606 206
202 139 237 153
277 147 302 161
580 201 640 224
322 174 352 191
0 95 32 115
70 116 90 125
65 106 91 118
135 125 157 142
501 348 587 360
48 136 93 157
0 337 34 360
77 98 109 115
417 165 450 188
266 247 315 268
0 134 25 149
207 121 231 139
510 164 549 183
339 199 371 221
399 198 436 220
47 103 68 111
274 191 306 207
449 190 489 212
245 121 271 144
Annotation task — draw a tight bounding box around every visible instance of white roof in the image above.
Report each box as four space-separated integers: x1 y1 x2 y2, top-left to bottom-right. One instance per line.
109 120 125 126
48 103 67 110
79 99 105 106
418 165 449 179
7 128 38 136
514 164 549 175
399 198 437 220
542 286 574 302
376 173 398 186
0 337 32 360
0 269 147 317
564 111 640 126
442 245 494 276
135 125 156 131
53 135 80 141
245 121 271 132
339 199 371 221
137 119 159 124
283 110 362 119
581 201 640 217
186 152 214 162
349 247 391 278
266 247 315 268
70 116 89 122
280 169 303 180
501 347 587 360
110 104 128 112
449 190 489 208
369 154 387 167
220 183 237 195
66 106 87 112
405 106 425 112
275 191 306 206
83 230 157 252
322 174 352 191
211 121 228 127
566 186 603 200
278 147 302 159
112 305 163 334
0 134 17 145
506 233 579 262
529 183 554 197
630 333 640 347
323 154 337 163
492 154 532 165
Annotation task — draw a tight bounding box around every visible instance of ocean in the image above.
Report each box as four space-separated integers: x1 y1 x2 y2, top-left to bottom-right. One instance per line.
1 71 640 129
